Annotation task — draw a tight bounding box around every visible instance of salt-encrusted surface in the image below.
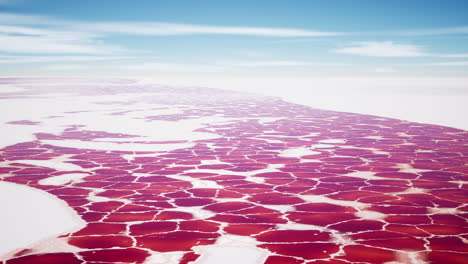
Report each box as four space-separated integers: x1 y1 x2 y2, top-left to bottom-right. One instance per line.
0 78 467 264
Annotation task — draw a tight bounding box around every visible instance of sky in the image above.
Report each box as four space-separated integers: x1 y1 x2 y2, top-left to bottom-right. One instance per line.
0 0 468 77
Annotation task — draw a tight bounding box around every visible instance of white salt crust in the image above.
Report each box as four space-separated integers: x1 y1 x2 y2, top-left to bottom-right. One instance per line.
0 182 85 258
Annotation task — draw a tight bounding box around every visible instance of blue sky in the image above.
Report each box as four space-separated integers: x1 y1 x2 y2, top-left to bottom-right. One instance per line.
0 0 467 76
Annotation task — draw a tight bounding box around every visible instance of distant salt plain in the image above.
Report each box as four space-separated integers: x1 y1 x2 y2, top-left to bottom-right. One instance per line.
146 75 468 130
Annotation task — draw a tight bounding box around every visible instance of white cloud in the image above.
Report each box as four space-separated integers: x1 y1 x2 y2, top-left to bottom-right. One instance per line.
0 24 120 54
434 53 468 58
1 11 468 71
0 13 65 26
0 55 128 63
393 26 468 36
43 64 92 71
0 12 343 37
3 12 468 37
123 62 226 73
0 34 119 54
86 23 342 37
235 50 268 57
0 25 96 40
229 61 311 67
334 41 468 59
335 41 425 57
228 61 350 67
41 60 349 74
0 12 343 56
423 61 468 66
373 67 397 73
41 61 225 73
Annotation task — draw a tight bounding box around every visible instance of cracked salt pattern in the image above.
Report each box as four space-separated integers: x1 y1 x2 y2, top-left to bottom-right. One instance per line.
0 78 467 264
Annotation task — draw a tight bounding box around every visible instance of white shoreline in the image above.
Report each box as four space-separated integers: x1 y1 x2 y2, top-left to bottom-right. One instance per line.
0 181 85 259
139 76 468 130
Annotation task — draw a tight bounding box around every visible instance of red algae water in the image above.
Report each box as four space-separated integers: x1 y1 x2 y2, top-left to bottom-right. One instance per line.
0 78 466 264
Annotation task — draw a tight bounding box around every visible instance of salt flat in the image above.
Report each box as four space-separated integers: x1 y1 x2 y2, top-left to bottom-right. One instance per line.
0 78 466 264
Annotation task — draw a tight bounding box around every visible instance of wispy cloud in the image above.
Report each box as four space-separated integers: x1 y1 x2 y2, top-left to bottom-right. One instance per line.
234 50 269 58
228 60 350 67
423 61 468 66
40 59 350 74
0 12 343 37
434 53 468 58
0 13 69 26
334 41 425 57
3 12 468 37
392 26 468 36
1 11 468 73
43 64 94 71
0 55 128 63
90 23 342 37
334 41 468 59
124 62 226 73
0 34 118 54
374 67 397 73
0 12 344 56
0 24 120 54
